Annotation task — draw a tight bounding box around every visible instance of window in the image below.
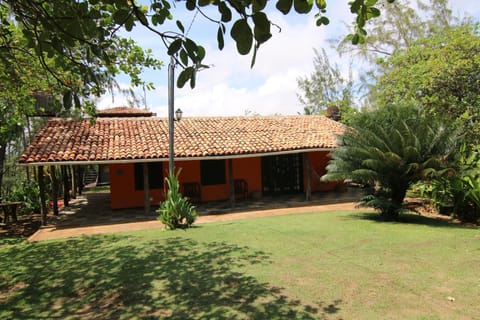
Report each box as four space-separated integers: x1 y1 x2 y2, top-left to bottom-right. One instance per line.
200 159 226 185
134 162 164 190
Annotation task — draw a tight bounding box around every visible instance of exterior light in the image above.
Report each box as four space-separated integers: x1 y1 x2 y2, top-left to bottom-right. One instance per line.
175 108 183 121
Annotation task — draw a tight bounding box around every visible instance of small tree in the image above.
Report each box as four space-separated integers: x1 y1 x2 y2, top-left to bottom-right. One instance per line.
322 104 460 220
157 170 197 230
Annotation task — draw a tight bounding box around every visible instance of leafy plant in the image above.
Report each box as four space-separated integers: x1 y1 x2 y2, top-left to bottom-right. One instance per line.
5 180 41 214
157 170 197 229
421 145 480 223
322 103 460 220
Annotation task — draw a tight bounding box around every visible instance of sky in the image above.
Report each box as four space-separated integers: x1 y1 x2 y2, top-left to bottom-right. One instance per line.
95 1 480 118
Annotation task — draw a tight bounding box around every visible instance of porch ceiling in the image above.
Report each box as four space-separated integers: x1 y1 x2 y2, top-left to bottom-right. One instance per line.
19 115 346 166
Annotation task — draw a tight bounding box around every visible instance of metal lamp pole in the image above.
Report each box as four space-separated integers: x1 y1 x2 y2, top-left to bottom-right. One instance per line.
168 56 175 175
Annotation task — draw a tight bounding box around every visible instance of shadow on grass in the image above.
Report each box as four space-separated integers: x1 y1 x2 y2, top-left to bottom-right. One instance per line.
346 211 478 229
0 235 341 319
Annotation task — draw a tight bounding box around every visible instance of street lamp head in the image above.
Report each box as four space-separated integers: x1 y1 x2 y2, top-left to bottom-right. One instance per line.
175 108 183 121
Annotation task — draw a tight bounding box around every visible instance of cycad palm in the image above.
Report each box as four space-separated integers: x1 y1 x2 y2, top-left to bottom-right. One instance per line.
323 104 459 219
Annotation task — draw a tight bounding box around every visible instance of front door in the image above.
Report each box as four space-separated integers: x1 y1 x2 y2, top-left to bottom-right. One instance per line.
261 154 303 195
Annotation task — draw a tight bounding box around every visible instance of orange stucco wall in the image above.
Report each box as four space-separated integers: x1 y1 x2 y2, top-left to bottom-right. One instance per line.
109 152 338 209
306 151 342 191
109 163 166 209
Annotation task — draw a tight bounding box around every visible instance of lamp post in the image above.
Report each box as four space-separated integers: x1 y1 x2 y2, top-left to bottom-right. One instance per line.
168 56 183 175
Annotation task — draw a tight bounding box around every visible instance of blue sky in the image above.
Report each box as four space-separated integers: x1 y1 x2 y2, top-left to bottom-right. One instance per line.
96 0 480 117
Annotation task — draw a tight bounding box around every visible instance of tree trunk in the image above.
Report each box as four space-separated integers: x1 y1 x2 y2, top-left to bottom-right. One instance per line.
386 185 408 220
38 166 48 225
0 144 6 199
50 166 59 216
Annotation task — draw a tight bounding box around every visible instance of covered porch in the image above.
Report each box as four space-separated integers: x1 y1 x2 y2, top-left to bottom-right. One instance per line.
31 185 365 234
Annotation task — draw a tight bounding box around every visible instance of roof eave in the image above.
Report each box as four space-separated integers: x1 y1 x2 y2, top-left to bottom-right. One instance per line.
17 147 334 167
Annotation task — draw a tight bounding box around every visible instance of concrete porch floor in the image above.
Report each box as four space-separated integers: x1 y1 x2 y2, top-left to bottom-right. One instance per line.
28 186 366 241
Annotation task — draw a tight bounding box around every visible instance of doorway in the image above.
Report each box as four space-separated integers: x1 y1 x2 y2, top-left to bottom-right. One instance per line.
261 154 304 195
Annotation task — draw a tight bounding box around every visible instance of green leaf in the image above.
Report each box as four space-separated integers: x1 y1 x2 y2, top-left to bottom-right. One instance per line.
177 67 193 88
251 44 258 68
176 20 185 33
198 0 212 7
179 49 188 66
293 0 313 14
367 7 381 19
217 26 225 50
186 0 196 10
315 0 327 9
230 19 253 55
351 33 360 45
316 16 329 26
253 12 271 44
167 38 182 56
197 45 206 61
190 67 197 88
184 38 198 60
218 2 232 22
112 8 130 24
276 0 293 14
253 0 267 12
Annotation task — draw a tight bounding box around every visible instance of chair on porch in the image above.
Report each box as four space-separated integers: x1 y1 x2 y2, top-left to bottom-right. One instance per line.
234 179 248 200
182 182 201 203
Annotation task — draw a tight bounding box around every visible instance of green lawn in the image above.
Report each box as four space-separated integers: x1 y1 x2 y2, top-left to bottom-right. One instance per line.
1 210 479 319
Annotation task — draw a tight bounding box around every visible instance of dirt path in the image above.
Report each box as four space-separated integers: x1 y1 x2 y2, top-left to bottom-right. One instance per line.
28 202 359 242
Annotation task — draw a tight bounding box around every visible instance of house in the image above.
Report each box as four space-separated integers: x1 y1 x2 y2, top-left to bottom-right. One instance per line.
19 114 346 210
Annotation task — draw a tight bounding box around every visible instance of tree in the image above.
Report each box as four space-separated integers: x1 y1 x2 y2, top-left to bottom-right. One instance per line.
336 0 462 108
338 0 458 63
1 0 395 94
322 103 460 220
0 3 162 196
374 24 480 145
297 48 357 124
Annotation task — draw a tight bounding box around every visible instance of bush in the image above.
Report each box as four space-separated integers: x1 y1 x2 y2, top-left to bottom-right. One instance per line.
422 146 480 223
5 180 41 214
157 170 197 229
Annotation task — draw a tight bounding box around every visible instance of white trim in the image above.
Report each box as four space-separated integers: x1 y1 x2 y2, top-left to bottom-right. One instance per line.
18 148 333 167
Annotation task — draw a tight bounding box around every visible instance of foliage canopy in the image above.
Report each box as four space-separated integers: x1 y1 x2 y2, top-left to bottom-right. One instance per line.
323 103 460 219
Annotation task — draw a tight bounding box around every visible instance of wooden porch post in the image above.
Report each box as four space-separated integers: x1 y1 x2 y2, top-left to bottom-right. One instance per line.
61 166 70 207
38 166 48 225
143 163 150 214
303 153 312 201
71 165 77 199
50 165 59 216
229 159 235 208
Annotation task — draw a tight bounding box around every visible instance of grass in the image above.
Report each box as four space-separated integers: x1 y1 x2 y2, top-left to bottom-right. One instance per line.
0 210 479 319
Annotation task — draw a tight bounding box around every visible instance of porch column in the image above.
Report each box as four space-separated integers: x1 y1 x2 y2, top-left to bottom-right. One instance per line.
61 166 70 207
50 165 59 216
303 153 312 201
38 166 48 225
143 163 150 214
71 165 77 199
229 159 235 208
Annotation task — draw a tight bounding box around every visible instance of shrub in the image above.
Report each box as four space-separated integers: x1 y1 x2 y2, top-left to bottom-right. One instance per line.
157 170 197 229
5 180 42 214
322 103 460 220
422 146 480 223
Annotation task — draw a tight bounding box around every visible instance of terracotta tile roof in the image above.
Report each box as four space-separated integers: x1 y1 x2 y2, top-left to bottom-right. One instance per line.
19 115 346 164
97 106 155 117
